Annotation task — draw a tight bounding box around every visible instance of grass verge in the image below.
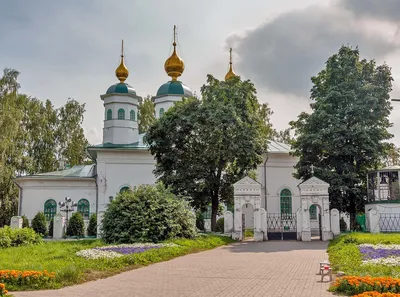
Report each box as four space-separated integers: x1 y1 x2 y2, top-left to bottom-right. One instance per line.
1 234 234 291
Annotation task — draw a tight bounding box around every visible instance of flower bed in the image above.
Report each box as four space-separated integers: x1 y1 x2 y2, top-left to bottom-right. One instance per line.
332 276 400 296
353 292 400 297
76 243 178 259
0 270 55 290
0 283 8 297
359 244 400 266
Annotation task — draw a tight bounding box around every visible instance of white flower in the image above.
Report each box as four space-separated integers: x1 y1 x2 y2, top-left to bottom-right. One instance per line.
359 243 400 250
362 256 400 266
76 249 123 259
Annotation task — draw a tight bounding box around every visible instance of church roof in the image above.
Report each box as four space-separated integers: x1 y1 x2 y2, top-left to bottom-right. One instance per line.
15 165 96 180
155 81 192 97
106 83 137 96
267 141 291 153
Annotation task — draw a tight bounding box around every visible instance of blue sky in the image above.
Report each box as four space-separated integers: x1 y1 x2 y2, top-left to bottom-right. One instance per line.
1 0 400 145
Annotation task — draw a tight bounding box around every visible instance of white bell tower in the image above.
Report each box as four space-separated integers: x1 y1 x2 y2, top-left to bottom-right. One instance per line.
101 40 142 144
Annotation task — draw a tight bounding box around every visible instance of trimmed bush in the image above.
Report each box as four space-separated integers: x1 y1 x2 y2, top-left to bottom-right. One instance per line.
31 212 47 236
66 212 84 237
215 218 224 233
102 183 196 243
21 215 29 228
87 214 97 236
48 219 54 237
196 211 205 231
0 226 42 248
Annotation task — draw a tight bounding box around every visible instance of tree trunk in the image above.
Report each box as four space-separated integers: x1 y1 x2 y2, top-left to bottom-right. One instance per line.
211 192 219 231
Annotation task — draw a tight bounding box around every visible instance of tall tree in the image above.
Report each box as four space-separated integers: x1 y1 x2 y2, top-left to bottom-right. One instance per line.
138 95 155 134
272 128 293 144
290 46 393 212
145 75 273 230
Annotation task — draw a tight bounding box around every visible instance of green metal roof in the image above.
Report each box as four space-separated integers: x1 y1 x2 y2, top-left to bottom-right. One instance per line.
156 81 193 97
88 142 148 150
106 83 137 96
16 165 96 180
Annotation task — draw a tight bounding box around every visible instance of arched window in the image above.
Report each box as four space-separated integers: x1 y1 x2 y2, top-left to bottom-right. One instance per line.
118 108 125 120
77 199 90 220
159 108 165 117
130 110 136 121
106 109 112 120
310 205 317 220
44 199 57 221
280 189 292 217
120 186 131 193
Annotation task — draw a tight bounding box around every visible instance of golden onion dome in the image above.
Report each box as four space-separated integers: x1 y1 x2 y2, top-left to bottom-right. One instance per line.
164 25 184 81
225 47 237 81
115 40 129 83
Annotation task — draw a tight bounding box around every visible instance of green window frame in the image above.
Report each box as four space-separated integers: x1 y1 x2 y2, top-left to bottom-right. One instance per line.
280 189 292 217
77 199 90 220
130 110 136 121
310 205 317 220
118 108 125 120
106 109 112 120
120 186 131 193
44 199 57 221
159 108 165 117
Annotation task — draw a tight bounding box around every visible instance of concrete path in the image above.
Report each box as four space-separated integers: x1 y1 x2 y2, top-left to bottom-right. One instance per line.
14 241 333 297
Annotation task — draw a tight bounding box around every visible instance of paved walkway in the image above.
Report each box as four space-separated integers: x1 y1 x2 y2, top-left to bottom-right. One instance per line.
14 241 333 297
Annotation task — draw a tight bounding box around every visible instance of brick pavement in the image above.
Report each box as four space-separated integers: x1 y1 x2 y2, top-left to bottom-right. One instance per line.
14 240 333 297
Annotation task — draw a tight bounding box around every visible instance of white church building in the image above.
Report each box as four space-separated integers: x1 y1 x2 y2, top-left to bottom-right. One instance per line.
14 29 317 234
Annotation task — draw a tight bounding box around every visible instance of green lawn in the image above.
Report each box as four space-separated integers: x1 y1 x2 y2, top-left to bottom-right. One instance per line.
328 233 400 278
0 234 234 291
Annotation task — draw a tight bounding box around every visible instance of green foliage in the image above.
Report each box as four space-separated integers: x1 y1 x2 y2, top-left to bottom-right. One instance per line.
272 128 293 145
340 217 347 232
244 229 254 238
328 233 400 277
66 212 84 237
31 212 47 236
0 226 42 248
48 219 54 237
145 75 273 231
21 215 29 228
290 46 393 212
0 234 233 291
215 218 224 233
138 95 155 134
195 211 205 231
87 214 97 236
102 184 196 243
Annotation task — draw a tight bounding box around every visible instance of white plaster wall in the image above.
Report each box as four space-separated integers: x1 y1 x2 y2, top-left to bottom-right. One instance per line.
17 179 96 220
256 153 300 214
365 203 400 232
96 149 156 212
154 95 183 118
242 203 254 229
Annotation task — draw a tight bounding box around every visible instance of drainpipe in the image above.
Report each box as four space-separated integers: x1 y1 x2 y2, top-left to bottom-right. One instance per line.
263 154 269 212
14 180 23 216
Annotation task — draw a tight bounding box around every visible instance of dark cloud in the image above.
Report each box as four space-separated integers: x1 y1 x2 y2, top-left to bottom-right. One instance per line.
228 6 400 97
340 0 400 22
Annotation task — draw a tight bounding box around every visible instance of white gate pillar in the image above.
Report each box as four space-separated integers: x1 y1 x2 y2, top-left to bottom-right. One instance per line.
330 208 340 236
261 208 268 240
224 211 234 234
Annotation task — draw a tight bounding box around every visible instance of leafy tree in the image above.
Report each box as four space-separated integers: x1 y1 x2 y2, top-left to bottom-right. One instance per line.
31 212 47 236
66 212 85 237
272 128 293 144
145 75 272 230
138 95 155 134
102 184 196 243
87 213 97 236
290 46 393 212
21 215 29 228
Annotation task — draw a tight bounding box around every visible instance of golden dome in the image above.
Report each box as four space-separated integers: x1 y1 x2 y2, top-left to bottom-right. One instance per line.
225 47 237 81
115 40 129 83
164 25 184 81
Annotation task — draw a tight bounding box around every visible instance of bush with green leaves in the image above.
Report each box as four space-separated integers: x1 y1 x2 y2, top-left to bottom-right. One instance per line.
21 215 29 228
0 226 42 248
48 219 54 237
87 213 97 236
102 183 196 243
196 211 205 231
31 212 47 236
66 212 84 237
215 218 224 233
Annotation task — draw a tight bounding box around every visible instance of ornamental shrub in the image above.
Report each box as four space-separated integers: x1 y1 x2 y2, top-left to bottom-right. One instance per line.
31 212 47 236
215 218 224 233
48 219 54 237
21 215 29 228
87 213 97 236
340 217 347 232
0 226 42 248
195 211 205 231
102 183 196 243
66 212 84 237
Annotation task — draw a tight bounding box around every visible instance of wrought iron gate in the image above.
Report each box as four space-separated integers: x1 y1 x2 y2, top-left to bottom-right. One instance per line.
267 213 297 240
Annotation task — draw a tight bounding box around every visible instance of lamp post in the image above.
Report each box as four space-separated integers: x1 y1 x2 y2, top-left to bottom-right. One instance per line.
59 197 77 234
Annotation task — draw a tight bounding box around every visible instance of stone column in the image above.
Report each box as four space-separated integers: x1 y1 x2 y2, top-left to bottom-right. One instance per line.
53 214 65 240
367 209 380 233
301 198 311 241
254 209 263 241
261 208 268 240
232 197 242 240
224 211 233 234
10 216 23 229
204 219 211 232
96 211 105 238
330 209 340 236
321 197 333 241
296 208 302 240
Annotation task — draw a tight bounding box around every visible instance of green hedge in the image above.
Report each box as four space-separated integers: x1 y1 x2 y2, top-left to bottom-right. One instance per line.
0 226 42 248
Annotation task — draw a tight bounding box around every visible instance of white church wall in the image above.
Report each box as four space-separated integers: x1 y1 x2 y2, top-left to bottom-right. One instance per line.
154 95 183 118
17 178 96 220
